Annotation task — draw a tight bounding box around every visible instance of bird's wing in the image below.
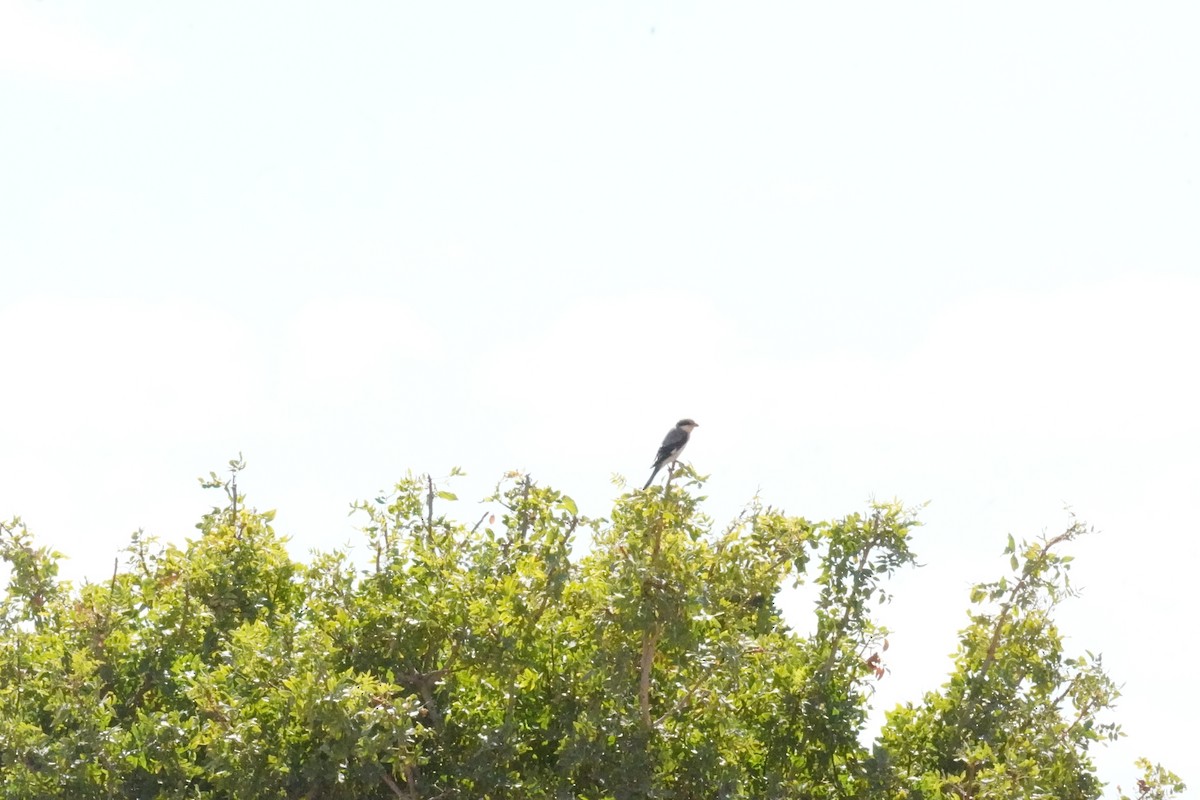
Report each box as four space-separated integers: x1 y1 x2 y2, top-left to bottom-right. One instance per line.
652 426 689 467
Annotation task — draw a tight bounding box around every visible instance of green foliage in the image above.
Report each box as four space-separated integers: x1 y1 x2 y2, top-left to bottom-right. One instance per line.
1118 760 1187 800
871 522 1174 800
0 467 1183 799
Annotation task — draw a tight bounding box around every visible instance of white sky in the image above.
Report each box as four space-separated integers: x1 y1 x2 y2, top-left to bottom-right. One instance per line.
2 2 1197 793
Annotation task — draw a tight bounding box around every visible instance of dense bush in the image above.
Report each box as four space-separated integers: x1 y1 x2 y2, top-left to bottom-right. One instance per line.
0 464 1183 799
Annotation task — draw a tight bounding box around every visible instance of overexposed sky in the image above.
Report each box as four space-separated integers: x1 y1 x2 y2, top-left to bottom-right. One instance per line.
2 2 1197 793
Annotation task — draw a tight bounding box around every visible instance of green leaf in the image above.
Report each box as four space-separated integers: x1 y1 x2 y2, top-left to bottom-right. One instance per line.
560 496 578 515
436 490 458 501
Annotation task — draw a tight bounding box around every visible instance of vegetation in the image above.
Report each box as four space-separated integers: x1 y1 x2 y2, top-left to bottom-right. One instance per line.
0 461 1184 799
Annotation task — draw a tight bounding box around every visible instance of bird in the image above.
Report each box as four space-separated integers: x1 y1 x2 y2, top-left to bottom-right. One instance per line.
643 419 699 490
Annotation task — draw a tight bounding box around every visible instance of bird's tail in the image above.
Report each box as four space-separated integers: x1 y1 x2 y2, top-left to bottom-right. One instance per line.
642 466 662 491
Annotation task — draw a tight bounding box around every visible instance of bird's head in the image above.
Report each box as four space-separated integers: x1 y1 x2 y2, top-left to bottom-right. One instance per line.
677 418 699 432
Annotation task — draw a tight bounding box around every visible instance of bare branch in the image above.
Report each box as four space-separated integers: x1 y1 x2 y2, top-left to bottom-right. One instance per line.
381 771 406 799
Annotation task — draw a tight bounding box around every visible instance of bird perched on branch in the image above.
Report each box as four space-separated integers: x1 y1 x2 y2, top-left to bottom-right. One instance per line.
643 418 699 490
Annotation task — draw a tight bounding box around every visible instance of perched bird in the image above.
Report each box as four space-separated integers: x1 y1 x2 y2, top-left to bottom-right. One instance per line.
643 418 699 490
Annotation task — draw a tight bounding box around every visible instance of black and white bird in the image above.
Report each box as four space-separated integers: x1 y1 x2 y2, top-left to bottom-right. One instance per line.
643 418 700 490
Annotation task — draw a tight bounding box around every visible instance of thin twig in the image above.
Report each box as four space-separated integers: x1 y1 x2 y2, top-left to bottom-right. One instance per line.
1050 674 1079 710
819 521 880 680
426 476 435 536
639 626 661 729
104 557 118 626
654 670 716 727
518 476 533 537
978 530 1073 684
230 469 239 538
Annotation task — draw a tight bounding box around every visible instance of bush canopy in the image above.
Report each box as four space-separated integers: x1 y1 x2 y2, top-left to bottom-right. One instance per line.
0 462 1184 799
